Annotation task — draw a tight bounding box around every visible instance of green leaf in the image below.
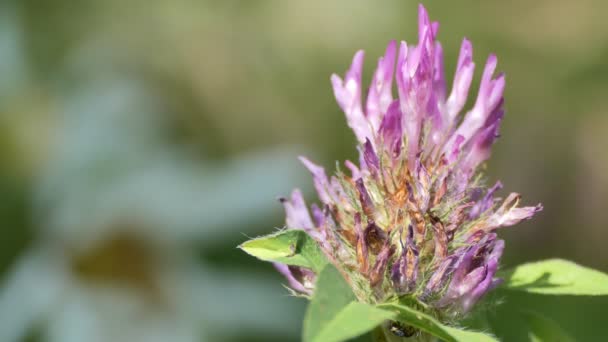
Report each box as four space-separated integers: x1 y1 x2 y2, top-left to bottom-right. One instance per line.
377 303 498 342
500 259 608 295
239 229 327 272
523 311 575 342
313 302 396 342
303 265 393 342
302 264 355 341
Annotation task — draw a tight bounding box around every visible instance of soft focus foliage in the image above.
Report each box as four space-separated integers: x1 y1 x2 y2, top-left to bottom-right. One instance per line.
1 0 608 341
501 259 608 296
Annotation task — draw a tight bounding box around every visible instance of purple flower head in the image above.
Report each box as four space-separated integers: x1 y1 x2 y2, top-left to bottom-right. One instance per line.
275 4 540 318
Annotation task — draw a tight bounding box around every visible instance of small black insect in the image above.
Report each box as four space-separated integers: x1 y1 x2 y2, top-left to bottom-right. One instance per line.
389 321 418 338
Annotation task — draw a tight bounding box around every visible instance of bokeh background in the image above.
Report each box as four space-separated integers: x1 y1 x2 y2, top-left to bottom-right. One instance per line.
0 0 607 341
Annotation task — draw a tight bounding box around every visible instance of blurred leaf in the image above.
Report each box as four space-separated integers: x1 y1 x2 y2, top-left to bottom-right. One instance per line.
461 309 495 336
523 311 575 342
311 302 395 342
302 265 356 342
377 303 498 342
500 259 608 295
195 266 304 338
239 230 327 272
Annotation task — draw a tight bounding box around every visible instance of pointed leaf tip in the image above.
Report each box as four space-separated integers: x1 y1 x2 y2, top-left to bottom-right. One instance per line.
240 229 327 272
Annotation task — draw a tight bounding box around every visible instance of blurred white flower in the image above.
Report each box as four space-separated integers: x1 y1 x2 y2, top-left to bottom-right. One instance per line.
0 79 306 342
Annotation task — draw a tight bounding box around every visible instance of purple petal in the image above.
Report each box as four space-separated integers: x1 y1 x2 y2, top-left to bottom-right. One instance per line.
311 204 334 252
431 21 440 36
413 31 434 107
450 54 502 145
391 255 404 290
280 190 331 247
436 235 503 309
461 115 503 172
450 245 480 286
397 27 435 168
446 38 475 122
330 176 349 207
280 189 314 230
395 41 422 164
487 193 542 229
393 225 419 293
395 40 409 98
485 73 505 115
424 256 454 295
310 203 324 227
366 40 397 131
433 41 446 102
273 263 313 295
344 160 361 180
460 266 488 295
489 239 505 260
492 205 543 228
379 100 403 159
475 54 499 110
438 265 486 307
418 4 433 43
426 92 445 148
461 258 498 312
299 156 337 205
357 145 369 173
363 139 380 173
447 134 465 163
469 181 503 219
331 51 371 143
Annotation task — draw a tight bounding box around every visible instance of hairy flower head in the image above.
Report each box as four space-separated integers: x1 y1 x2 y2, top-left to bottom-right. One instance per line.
277 4 541 319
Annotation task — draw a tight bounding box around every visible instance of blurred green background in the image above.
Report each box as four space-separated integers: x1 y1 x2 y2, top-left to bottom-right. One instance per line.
0 0 607 341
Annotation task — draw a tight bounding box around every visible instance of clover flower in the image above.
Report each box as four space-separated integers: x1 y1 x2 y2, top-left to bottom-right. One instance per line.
277 4 541 319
